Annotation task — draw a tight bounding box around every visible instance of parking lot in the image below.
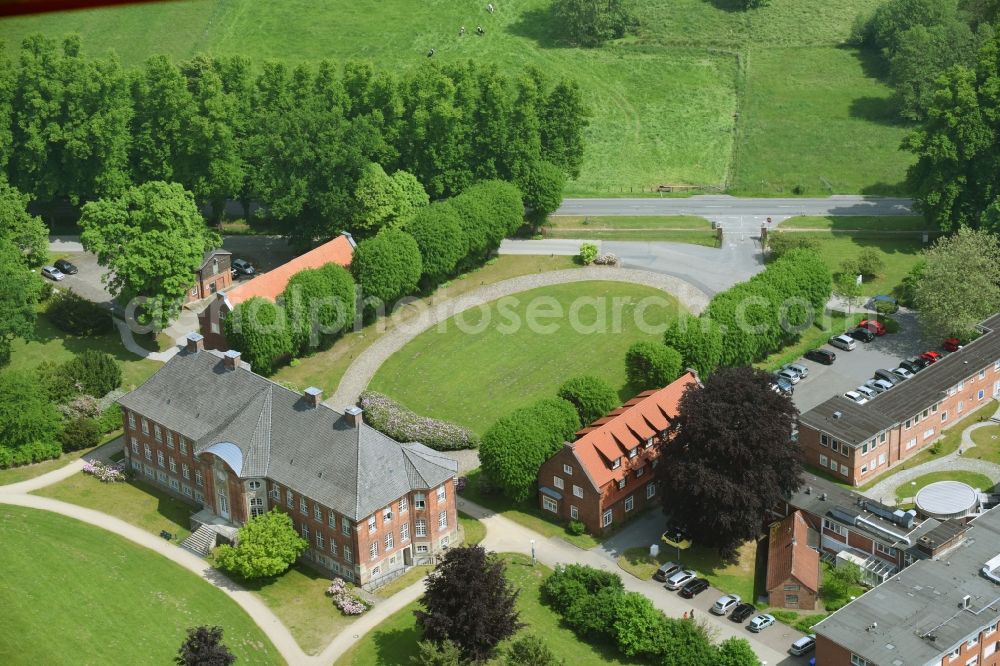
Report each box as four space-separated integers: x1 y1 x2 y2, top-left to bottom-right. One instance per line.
789 311 937 413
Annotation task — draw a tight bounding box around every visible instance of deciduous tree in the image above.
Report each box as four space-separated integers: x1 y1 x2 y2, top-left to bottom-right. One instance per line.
415 546 523 662
502 634 560 666
0 370 61 451
625 342 682 390
659 366 801 558
351 228 422 306
224 297 293 376
557 375 618 425
0 182 48 267
479 398 580 502
403 201 466 288
79 181 220 311
63 349 122 397
715 637 761 666
174 625 236 666
662 315 722 378
130 55 196 183
281 264 356 354
213 509 307 579
0 239 42 362
551 0 638 47
915 227 1000 338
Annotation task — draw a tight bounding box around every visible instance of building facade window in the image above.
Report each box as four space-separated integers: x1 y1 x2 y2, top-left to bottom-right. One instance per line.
154 425 162 442
543 497 558 513
820 434 829 447
179 439 187 455
344 546 352 563
436 486 446 502
144 443 152 460
438 511 447 529
166 432 174 449
301 524 309 540
823 518 848 537
570 505 579 519
602 509 613 527
342 520 352 537
299 497 308 514
369 542 378 560
572 485 583 498
401 523 410 542
399 497 408 513
156 451 165 468
314 506 322 521
368 516 377 533
249 497 264 518
624 495 634 512
195 469 203 486
383 507 392 523
168 458 177 474
646 482 655 499
127 411 135 429
414 493 426 510
553 476 564 490
329 540 338 556
563 464 573 475
328 512 337 528
850 655 869 666
416 519 427 537
840 464 848 476
819 454 828 467
131 438 139 455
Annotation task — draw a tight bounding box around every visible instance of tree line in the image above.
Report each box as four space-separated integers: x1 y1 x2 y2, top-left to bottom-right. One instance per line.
0 33 588 248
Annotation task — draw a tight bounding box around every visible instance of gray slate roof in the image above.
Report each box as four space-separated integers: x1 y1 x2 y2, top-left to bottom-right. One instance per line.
801 313 1000 444
197 248 232 271
814 505 1000 666
118 349 456 520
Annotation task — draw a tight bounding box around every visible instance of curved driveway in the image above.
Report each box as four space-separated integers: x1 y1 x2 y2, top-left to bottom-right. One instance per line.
326 266 710 410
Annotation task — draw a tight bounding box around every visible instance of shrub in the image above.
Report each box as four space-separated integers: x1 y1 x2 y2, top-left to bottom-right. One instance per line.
46 290 113 335
351 228 422 307
58 416 102 452
82 459 128 482
663 314 723 378
225 297 293 375
326 577 373 615
58 394 101 421
502 634 559 666
451 180 524 269
358 391 480 451
214 509 308 579
856 247 886 280
0 440 62 468
404 201 466 288
578 242 598 265
625 341 682 390
282 263 356 354
562 586 619 640
97 404 123 433
540 563 624 614
479 398 580 502
0 370 61 452
63 350 123 397
566 519 586 536
766 232 819 261
557 375 618 425
593 252 618 265
874 298 899 315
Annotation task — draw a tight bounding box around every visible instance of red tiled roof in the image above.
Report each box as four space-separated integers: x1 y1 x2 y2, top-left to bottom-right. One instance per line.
226 235 354 307
766 511 820 593
570 371 699 489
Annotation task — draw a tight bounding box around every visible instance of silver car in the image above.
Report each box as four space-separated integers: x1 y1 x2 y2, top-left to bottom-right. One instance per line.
776 368 800 385
892 367 914 381
864 378 893 394
844 390 868 405
41 266 66 281
748 613 776 632
664 569 696 590
829 335 857 351
711 593 742 615
784 363 809 379
855 385 877 400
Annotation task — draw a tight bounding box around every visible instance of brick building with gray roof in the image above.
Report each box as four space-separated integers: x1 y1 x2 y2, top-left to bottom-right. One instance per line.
118 334 459 587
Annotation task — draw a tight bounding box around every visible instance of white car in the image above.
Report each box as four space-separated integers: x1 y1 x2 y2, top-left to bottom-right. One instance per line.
748 613 776 632
41 266 66 281
710 594 742 615
844 390 868 405
864 378 893 394
776 368 800 385
829 334 857 351
855 385 877 400
892 367 914 381
784 363 809 379
664 569 696 590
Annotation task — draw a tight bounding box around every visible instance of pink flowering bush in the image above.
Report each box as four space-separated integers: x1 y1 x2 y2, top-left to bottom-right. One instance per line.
325 577 372 616
594 253 619 266
359 392 479 451
82 459 128 483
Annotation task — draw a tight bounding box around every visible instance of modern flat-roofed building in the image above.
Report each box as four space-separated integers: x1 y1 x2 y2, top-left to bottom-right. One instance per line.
813 504 1000 666
799 313 1000 486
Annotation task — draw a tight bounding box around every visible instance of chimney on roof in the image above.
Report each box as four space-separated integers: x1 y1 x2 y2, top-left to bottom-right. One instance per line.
304 387 323 408
832 411 843 420
344 406 363 428
186 333 204 353
223 349 241 370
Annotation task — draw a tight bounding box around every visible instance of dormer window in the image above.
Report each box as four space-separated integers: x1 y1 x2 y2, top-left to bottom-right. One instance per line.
645 437 654 448
628 447 638 459
612 457 621 469
617 479 626 490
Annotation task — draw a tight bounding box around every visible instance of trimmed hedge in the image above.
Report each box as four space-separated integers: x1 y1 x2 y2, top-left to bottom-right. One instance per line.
625 341 682 390
0 440 62 469
558 375 618 425
358 391 480 451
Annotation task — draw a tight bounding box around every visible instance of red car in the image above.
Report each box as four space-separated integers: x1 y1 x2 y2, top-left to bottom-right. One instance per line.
920 351 942 364
943 338 962 352
858 319 886 336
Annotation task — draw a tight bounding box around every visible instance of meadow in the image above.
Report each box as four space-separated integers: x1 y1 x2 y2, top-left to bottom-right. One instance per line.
0 0 911 196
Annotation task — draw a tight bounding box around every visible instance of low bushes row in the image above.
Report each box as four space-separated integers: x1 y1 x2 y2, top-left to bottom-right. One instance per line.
0 440 61 468
358 391 480 451
46 290 114 336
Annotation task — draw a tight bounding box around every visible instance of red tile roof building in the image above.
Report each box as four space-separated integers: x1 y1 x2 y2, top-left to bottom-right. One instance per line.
199 233 355 349
766 511 820 610
537 371 701 534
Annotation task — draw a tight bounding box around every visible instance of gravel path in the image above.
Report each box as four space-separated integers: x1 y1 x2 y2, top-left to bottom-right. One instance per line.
861 404 1000 502
325 266 710 410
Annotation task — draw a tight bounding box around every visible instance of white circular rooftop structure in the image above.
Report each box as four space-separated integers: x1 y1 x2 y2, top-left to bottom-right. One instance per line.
915 480 979 520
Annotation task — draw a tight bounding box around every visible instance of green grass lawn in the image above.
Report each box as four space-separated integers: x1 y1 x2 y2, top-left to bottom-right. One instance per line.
34 471 196 541
2 0 908 196
334 553 641 666
369 281 681 435
7 309 161 390
856 401 998 492
459 510 486 546
617 540 757 603
969 424 1000 464
0 507 282 664
544 215 718 245
779 216 931 232
894 471 996 503
273 255 578 397
733 46 914 196
460 469 600 550
771 232 926 296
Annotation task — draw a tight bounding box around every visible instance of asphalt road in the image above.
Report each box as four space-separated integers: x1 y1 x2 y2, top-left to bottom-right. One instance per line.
555 195 915 218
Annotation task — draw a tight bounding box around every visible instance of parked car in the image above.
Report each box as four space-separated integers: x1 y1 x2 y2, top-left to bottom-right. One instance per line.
775 368 800 385
710 594 742 615
864 378 893 394
858 319 886 336
653 561 682 582
828 335 857 351
943 337 962 352
784 362 809 379
804 349 836 365
789 634 817 656
892 367 914 381
54 258 78 275
844 390 868 405
730 603 756 623
874 369 903 386
900 357 930 374
920 350 942 364
771 377 794 396
748 613 776 633
663 521 690 544
231 258 256 276
41 266 65 281
664 569 696 590
855 385 877 400
679 577 710 598
849 327 876 343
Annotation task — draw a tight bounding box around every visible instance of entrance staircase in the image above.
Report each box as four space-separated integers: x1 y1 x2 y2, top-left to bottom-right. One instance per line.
181 525 218 556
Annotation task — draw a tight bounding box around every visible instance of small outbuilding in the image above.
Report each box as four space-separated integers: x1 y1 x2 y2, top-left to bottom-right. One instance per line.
766 511 821 610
